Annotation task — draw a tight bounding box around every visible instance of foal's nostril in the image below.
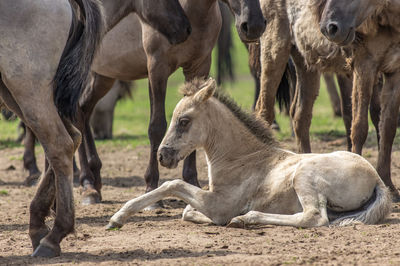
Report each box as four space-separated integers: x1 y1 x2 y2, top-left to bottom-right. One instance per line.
241 22 248 34
263 19 267 26
327 23 339 37
158 153 163 163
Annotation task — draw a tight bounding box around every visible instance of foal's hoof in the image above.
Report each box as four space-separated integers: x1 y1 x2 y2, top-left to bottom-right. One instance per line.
227 218 245 229
81 185 102 205
24 173 41 187
31 243 60 258
144 200 164 211
106 221 123 231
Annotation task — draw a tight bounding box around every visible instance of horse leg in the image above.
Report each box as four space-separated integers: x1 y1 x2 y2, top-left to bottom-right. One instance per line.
337 74 353 151
78 74 116 203
290 48 320 153
23 126 41 186
255 10 291 124
370 76 382 148
143 57 171 195
350 60 377 155
376 73 400 200
107 180 231 228
324 73 342 117
228 187 328 228
181 56 214 188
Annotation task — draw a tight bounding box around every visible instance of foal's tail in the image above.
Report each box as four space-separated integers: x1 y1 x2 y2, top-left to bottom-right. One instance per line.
331 182 392 226
53 0 104 120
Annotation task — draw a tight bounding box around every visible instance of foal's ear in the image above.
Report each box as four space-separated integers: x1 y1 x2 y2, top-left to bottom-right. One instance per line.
193 78 216 105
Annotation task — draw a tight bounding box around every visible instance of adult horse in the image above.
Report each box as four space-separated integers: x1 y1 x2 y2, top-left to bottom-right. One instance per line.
13 0 192 189
75 0 266 204
106 78 391 230
317 0 400 198
0 0 192 258
0 0 103 257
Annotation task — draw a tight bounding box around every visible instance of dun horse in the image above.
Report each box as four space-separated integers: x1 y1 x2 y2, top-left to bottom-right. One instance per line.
75 0 266 205
0 0 192 257
254 0 381 153
317 0 400 198
0 0 104 257
107 78 391 230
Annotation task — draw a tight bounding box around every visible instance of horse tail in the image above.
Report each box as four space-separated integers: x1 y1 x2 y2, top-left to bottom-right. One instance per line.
53 0 104 120
331 182 392 226
217 1 235 85
276 58 296 113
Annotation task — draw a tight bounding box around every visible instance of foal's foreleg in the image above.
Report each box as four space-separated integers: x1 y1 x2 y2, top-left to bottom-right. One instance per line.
107 180 226 229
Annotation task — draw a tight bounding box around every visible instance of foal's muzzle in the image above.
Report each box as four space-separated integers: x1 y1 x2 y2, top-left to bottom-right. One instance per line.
158 147 180 169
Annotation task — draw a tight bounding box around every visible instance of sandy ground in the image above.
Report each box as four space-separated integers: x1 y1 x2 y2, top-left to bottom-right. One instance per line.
1 136 400 265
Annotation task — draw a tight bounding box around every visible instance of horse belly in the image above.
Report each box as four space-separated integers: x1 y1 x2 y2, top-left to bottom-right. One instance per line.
92 14 148 80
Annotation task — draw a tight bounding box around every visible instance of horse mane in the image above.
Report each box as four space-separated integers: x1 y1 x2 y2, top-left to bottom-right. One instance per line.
180 78 278 147
308 0 326 23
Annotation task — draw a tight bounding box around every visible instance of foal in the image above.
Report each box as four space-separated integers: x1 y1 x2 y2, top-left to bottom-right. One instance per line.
107 78 391 229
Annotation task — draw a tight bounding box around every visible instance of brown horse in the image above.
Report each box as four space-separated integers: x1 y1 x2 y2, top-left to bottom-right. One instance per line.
317 0 400 198
75 0 266 205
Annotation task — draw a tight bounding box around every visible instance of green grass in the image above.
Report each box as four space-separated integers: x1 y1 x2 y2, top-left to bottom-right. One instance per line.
0 31 386 150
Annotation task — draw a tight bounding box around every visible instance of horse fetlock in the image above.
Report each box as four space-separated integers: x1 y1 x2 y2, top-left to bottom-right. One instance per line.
29 225 50 251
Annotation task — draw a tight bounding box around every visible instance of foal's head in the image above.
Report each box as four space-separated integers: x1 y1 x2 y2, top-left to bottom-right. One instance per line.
158 78 217 169
316 0 387 45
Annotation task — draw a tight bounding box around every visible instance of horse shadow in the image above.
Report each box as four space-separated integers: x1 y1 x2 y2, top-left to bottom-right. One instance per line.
0 249 234 265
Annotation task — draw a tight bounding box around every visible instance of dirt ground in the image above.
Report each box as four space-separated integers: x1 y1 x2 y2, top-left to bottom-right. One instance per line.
1 136 400 265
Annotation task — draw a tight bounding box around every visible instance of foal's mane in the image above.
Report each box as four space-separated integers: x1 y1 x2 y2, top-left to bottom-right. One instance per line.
181 78 278 147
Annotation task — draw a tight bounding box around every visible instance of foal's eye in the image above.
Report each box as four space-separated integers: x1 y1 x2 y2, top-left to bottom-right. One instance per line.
179 118 190 127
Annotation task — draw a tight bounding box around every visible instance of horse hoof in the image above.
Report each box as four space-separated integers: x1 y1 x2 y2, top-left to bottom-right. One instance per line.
227 218 245 229
106 221 123 230
81 192 101 205
144 200 164 211
24 173 41 187
31 243 60 258
81 185 101 205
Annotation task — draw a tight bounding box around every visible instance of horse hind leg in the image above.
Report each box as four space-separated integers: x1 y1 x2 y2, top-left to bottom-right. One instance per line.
228 186 329 228
23 126 41 186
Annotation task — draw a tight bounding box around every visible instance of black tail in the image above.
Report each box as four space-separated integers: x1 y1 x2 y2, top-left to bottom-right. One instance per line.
53 0 104 120
276 58 296 113
217 1 235 85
